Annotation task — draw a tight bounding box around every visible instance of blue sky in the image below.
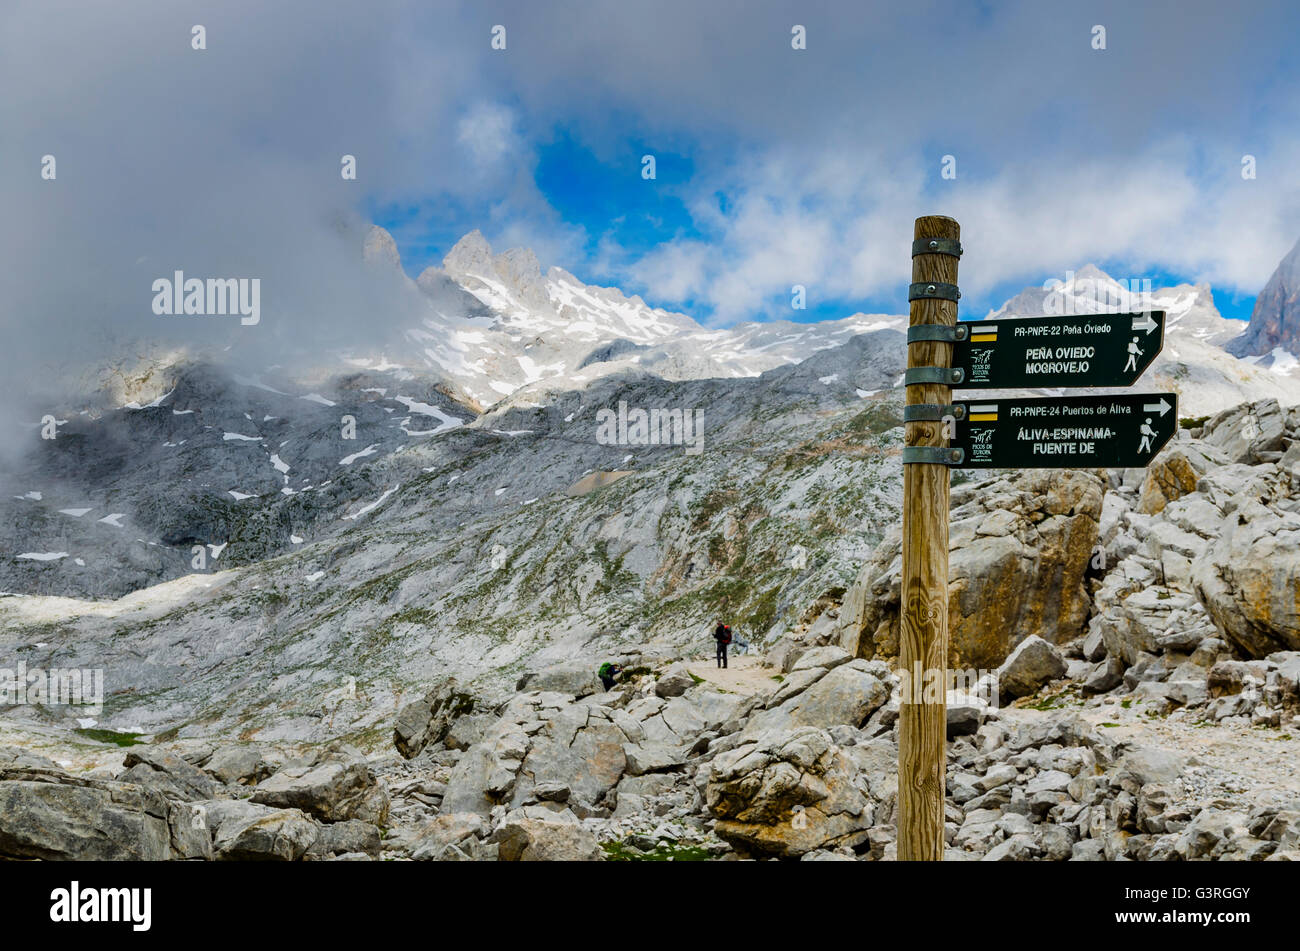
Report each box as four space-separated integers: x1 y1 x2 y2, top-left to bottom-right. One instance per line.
374 131 705 285
356 1 1300 328
377 136 1264 323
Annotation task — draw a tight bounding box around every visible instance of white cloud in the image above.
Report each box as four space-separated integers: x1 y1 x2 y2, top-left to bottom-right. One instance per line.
5 0 1300 371
456 102 521 166
612 133 1300 323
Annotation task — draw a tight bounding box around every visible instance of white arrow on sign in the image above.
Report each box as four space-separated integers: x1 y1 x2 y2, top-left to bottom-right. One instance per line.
1131 313 1159 335
1143 398 1172 416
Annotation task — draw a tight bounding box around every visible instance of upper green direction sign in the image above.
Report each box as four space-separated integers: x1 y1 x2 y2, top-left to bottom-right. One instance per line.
952 311 1164 389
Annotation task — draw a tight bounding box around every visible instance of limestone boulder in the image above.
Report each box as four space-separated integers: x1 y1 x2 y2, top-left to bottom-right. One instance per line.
513 706 628 810
654 662 695 699
1092 582 1218 667
213 807 319 861
706 727 874 857
119 746 218 802
407 812 489 861
492 809 602 861
306 818 381 858
1138 442 1229 515
995 635 1067 702
622 742 686 776
441 693 631 816
632 695 708 747
838 469 1103 669
515 662 603 699
203 744 271 786
743 660 892 739
690 690 750 732
393 676 477 759
0 768 173 860
252 743 389 824
1193 501 1300 657
789 646 852 673
1201 399 1287 465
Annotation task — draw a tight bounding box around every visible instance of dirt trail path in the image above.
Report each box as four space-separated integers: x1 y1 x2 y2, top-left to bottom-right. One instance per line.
1074 701 1300 808
685 654 779 697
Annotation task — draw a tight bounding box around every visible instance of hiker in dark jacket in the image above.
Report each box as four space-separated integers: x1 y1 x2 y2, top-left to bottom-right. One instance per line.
598 662 622 691
713 622 732 669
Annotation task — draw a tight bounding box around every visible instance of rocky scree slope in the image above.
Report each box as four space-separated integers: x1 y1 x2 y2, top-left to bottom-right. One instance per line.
0 332 907 743
4 396 1300 861
3 625 1298 862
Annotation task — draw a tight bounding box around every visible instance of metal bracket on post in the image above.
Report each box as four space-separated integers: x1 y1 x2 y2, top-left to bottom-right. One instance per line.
903 403 966 423
904 366 965 386
902 446 964 465
908 282 961 302
907 324 968 344
911 237 963 258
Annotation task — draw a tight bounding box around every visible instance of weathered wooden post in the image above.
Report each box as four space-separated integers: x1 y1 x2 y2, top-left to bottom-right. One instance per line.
898 215 962 861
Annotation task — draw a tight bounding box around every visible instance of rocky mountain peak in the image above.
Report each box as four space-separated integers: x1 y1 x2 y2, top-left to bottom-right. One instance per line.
1227 235 1300 358
494 246 552 312
990 263 1129 319
442 229 496 278
1069 262 1118 285
363 225 403 273
495 246 540 279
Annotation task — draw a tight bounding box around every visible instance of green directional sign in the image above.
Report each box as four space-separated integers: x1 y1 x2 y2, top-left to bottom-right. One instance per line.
952 311 1164 389
951 392 1178 469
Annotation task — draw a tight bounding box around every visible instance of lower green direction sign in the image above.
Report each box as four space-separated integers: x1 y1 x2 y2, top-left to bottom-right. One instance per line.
951 393 1178 469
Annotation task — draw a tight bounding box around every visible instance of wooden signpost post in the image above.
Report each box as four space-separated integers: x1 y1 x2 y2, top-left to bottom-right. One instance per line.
897 216 1172 861
898 216 961 861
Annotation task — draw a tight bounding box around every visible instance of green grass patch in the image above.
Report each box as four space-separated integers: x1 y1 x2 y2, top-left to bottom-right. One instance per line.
1029 697 1067 711
692 489 740 530
843 404 903 437
601 840 712 862
75 728 144 747
1024 683 1082 711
